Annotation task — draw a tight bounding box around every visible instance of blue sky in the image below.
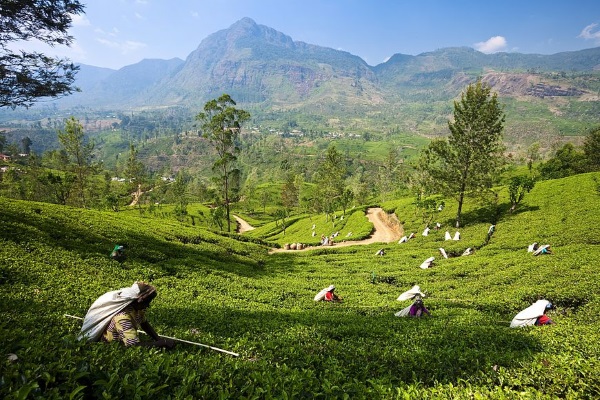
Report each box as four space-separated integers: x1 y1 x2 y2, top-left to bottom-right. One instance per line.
16 0 600 70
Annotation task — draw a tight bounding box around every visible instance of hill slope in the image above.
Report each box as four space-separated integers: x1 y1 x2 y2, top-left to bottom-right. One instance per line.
1 172 599 397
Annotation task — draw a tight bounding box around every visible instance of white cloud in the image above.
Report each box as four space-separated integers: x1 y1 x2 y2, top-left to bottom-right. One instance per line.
578 23 600 43
70 13 90 27
383 56 391 63
474 36 507 54
97 38 147 54
134 12 144 20
191 11 199 18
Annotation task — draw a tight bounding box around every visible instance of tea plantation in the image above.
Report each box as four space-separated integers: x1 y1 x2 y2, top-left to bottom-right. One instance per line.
1 172 599 399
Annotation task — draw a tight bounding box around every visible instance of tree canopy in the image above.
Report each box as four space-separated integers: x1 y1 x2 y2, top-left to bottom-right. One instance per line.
196 94 250 232
0 0 84 108
419 80 505 227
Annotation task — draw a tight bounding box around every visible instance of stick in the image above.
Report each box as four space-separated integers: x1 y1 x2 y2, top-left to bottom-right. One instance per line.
64 314 239 357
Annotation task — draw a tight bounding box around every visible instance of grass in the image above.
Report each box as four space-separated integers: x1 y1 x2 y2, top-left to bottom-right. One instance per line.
1 172 599 398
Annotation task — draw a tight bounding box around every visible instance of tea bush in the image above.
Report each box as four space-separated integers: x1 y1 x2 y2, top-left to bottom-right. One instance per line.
1 172 599 398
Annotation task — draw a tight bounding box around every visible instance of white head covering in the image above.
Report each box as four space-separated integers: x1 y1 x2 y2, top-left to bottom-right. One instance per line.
510 299 551 328
79 282 152 342
397 285 425 301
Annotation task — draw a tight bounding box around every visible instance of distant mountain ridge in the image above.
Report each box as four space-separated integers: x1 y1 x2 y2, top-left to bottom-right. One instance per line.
48 17 600 140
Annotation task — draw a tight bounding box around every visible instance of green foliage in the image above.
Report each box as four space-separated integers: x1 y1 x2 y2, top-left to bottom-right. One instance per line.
196 94 251 232
1 172 600 398
57 117 97 207
420 81 505 228
583 125 600 170
0 0 84 108
539 143 588 179
508 175 535 212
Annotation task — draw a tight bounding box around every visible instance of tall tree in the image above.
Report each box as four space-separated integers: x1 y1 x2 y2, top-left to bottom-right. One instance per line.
583 126 600 170
170 169 190 221
21 136 32 154
281 173 299 212
420 81 505 227
377 148 402 202
123 143 146 209
0 0 84 108
57 116 95 207
196 94 250 232
508 175 535 213
314 145 346 218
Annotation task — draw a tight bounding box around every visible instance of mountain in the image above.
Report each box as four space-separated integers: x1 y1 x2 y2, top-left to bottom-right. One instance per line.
40 18 600 141
56 58 185 108
145 17 380 109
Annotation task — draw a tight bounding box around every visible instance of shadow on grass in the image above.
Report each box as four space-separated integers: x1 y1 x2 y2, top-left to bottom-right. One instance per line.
0 199 282 278
158 302 543 387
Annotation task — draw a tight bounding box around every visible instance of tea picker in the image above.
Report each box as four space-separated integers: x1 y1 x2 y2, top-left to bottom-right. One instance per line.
65 281 239 356
64 314 239 356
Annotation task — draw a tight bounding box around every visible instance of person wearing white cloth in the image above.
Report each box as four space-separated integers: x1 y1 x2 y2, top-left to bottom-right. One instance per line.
444 231 452 241
533 244 552 256
510 300 554 328
439 248 448 259
79 281 175 348
314 285 342 302
395 291 430 318
422 227 430 236
419 256 435 269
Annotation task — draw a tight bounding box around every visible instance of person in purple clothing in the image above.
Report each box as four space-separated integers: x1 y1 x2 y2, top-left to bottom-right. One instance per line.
408 295 431 317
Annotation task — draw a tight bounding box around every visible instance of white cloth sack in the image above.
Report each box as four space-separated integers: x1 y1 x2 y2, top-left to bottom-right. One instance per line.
394 303 413 317
397 285 424 301
419 256 435 269
79 283 142 341
314 285 335 301
439 248 448 259
422 227 430 236
398 236 407 243
444 231 452 240
510 299 550 328
453 231 460 240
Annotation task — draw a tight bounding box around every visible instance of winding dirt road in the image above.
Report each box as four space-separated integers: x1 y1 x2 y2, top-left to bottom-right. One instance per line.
233 215 256 233
254 207 403 253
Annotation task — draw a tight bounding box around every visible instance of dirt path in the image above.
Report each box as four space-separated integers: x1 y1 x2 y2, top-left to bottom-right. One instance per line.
233 215 255 233
267 207 403 253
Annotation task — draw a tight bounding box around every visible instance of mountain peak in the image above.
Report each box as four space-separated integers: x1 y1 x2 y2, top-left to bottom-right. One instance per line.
224 17 294 48
229 17 258 29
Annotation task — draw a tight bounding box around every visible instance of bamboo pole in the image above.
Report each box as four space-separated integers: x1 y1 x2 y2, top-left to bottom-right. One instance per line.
64 314 239 357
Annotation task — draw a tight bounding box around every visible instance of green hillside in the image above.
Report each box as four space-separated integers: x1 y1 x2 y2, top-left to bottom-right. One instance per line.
1 172 600 398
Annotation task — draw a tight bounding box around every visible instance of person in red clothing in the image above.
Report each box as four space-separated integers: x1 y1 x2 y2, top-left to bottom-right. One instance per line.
535 303 554 325
324 286 342 302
